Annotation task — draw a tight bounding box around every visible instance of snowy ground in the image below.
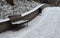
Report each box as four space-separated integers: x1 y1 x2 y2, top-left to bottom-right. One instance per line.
0 7 60 38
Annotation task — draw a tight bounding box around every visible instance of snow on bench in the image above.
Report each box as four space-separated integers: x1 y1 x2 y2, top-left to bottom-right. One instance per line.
0 18 10 23
21 4 44 17
12 20 28 24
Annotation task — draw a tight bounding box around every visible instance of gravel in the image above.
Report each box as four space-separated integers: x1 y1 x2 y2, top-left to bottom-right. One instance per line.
0 0 40 19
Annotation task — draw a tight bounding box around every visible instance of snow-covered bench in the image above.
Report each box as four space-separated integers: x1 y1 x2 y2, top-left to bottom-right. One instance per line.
0 4 44 24
11 4 44 24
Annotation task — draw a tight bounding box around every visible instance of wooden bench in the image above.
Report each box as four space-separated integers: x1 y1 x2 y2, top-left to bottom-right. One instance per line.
0 4 44 32
0 18 10 32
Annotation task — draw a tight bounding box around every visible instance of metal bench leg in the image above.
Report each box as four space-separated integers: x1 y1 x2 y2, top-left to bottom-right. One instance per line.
24 22 28 26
